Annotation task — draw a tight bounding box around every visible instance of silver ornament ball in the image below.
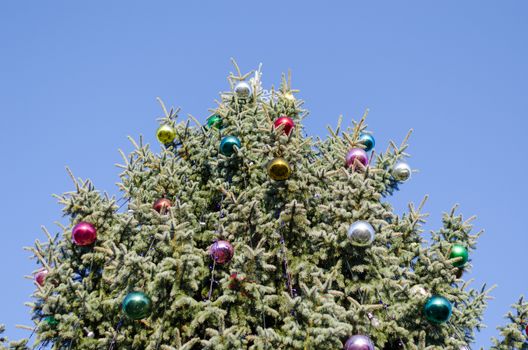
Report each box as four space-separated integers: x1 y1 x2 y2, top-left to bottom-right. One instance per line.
234 81 252 99
369 314 380 328
347 221 375 247
392 161 412 182
410 285 429 299
87 331 94 338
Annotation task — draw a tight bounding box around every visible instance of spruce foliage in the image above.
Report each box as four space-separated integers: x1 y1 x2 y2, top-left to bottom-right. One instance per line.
3 63 525 349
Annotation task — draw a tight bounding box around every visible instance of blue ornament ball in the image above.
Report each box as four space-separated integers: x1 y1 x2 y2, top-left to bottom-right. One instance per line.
424 295 452 324
358 133 375 152
219 136 241 156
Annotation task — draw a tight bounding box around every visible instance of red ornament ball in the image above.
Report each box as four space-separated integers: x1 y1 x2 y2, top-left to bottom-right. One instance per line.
210 240 234 264
273 116 295 136
35 269 48 286
345 148 369 168
72 222 97 246
153 198 172 213
525 324 528 336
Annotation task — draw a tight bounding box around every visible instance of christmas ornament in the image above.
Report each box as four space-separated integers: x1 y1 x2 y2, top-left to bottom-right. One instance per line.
87 331 95 338
284 92 295 101
267 157 291 181
210 240 234 264
345 148 369 168
525 324 528 336
424 295 452 324
219 136 241 156
206 115 223 129
234 81 252 99
153 198 172 214
273 116 295 136
156 124 176 145
344 334 375 350
122 291 152 320
392 162 411 182
367 312 380 328
455 268 464 279
410 285 429 299
43 316 58 326
35 269 48 286
449 244 469 268
72 222 97 246
358 133 375 152
347 221 375 246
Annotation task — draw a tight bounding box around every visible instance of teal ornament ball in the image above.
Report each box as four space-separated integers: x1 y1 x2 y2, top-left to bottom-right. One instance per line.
424 295 452 324
359 133 375 152
219 136 241 156
122 291 152 320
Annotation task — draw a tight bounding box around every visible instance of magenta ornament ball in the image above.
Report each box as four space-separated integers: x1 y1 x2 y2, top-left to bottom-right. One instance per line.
35 269 48 286
346 148 369 168
72 222 97 246
344 335 375 350
210 240 234 264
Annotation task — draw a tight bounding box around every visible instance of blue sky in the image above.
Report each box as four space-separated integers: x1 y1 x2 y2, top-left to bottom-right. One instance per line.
0 1 526 347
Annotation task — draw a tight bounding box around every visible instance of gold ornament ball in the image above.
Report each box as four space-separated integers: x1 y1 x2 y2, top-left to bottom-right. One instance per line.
156 124 176 145
267 158 291 181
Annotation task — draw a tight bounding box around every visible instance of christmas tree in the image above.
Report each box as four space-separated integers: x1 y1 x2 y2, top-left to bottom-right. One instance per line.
3 62 527 349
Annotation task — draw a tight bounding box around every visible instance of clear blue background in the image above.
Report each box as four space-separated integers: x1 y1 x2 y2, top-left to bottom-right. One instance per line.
0 1 526 347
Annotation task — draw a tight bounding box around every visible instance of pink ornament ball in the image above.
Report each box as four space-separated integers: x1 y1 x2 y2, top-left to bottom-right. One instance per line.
210 240 234 264
345 148 369 168
72 222 97 246
35 269 48 286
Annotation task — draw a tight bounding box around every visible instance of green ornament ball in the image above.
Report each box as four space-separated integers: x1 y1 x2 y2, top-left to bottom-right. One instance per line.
424 295 452 324
43 316 58 327
449 244 469 267
219 136 241 156
122 291 152 320
206 115 223 129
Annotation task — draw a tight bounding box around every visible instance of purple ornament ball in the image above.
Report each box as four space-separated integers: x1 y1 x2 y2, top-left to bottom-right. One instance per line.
346 148 369 168
72 222 97 246
210 240 234 264
344 335 375 350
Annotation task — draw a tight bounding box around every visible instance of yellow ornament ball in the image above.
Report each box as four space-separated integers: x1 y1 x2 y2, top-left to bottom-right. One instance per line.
156 124 176 145
267 157 291 181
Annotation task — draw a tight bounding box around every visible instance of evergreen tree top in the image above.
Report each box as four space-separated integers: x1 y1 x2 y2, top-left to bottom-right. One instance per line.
3 63 525 349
